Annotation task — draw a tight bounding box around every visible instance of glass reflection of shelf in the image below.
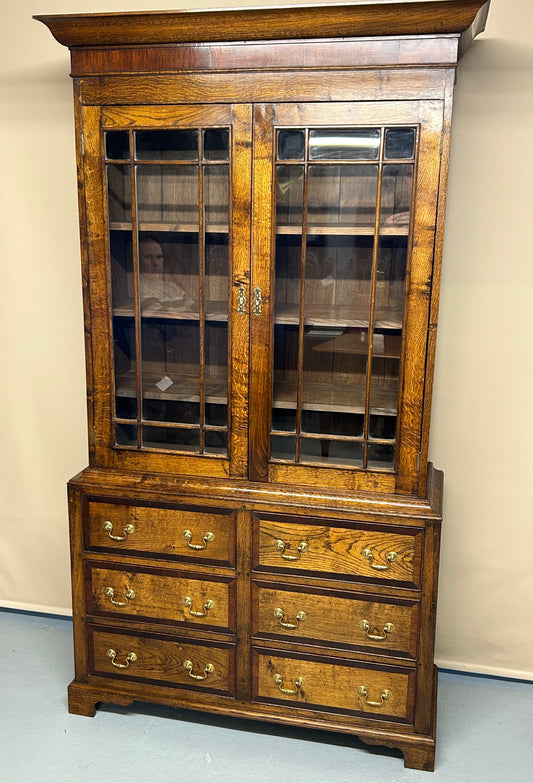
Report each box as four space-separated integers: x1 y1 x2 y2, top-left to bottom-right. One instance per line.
313 332 402 358
109 221 229 234
113 301 228 321
273 379 398 416
276 223 409 236
116 371 228 404
274 303 402 330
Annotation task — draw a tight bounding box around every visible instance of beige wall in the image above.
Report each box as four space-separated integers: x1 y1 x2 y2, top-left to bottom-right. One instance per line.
0 1 531 678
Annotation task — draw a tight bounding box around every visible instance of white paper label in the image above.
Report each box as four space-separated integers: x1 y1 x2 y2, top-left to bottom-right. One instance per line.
156 375 174 392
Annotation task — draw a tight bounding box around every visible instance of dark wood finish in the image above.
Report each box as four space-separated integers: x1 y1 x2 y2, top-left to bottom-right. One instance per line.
37 1 488 771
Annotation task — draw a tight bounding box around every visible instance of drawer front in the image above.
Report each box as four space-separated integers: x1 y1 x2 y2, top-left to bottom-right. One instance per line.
253 583 418 657
87 563 234 632
255 515 421 586
254 650 414 722
89 627 234 694
85 501 236 566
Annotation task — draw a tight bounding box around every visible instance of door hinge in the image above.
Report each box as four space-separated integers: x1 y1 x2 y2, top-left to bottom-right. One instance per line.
80 131 85 157
92 425 97 447
417 451 422 472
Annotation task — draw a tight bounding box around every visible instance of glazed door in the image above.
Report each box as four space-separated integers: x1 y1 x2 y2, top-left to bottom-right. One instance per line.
84 104 252 477
250 102 443 493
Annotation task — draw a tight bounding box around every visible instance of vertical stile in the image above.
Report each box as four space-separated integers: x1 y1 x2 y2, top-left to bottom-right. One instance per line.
362 128 385 468
130 129 143 449
198 129 206 454
294 130 310 463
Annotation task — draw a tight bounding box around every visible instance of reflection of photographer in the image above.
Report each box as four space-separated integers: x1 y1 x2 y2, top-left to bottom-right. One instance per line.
139 237 193 311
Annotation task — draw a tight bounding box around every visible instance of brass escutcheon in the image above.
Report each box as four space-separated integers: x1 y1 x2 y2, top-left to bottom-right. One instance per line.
361 547 398 571
274 539 308 561
183 659 215 680
182 529 215 551
183 596 215 618
273 673 305 695
273 607 307 630
104 586 135 607
107 648 137 669
357 685 392 707
360 619 395 641
103 521 135 541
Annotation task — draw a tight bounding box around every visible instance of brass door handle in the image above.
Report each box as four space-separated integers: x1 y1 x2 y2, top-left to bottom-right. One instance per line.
357 685 392 707
183 659 215 680
103 521 135 541
237 284 246 314
182 529 215 550
104 586 136 607
273 608 307 630
107 648 137 669
273 673 305 695
360 620 395 641
252 286 262 315
183 596 215 618
274 539 308 561
361 547 397 571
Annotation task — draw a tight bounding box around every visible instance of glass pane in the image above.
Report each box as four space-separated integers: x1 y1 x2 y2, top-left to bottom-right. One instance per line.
110 230 134 310
271 435 296 461
300 438 363 467
278 130 305 160
142 426 199 451
106 131 129 160
205 322 228 426
367 443 395 469
204 430 227 454
309 129 380 160
136 165 198 225
276 165 304 227
380 164 413 229
204 164 229 228
135 130 198 160
107 164 131 224
272 407 297 433
138 233 196 313
203 129 229 160
113 316 136 420
115 423 137 446
384 127 415 160
302 410 363 437
369 413 396 441
307 164 378 229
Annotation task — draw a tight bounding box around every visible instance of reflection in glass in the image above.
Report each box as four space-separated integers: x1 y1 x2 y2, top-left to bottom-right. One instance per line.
113 316 136 420
136 165 199 225
276 165 304 226
107 165 131 223
309 128 380 160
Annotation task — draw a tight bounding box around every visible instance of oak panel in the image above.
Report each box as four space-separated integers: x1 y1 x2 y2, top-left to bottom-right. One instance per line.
85 500 236 566
87 563 234 631
90 627 234 693
253 583 418 657
254 650 414 722
254 514 422 587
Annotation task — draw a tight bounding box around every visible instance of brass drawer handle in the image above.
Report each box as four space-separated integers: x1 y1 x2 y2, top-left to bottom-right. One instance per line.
182 529 215 551
273 607 307 630
103 521 135 541
274 539 308 561
237 284 246 314
357 685 392 707
273 673 305 695
252 286 263 316
361 547 398 571
107 648 137 669
104 586 135 607
183 659 215 680
360 620 395 641
183 596 215 618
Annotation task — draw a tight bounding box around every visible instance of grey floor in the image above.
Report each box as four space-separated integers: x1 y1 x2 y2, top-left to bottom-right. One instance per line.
1 610 531 783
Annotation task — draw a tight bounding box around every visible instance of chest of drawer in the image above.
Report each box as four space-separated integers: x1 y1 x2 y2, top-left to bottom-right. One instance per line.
86 563 235 632
254 514 422 587
253 583 418 658
85 500 236 566
254 649 414 723
89 626 234 694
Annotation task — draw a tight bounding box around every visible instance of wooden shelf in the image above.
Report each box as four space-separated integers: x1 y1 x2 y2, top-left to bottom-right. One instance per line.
273 379 398 416
110 221 229 234
116 372 227 405
277 223 409 237
275 303 403 330
113 301 228 321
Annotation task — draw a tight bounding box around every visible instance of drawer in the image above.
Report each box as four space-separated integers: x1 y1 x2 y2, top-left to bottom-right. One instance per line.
87 563 235 632
85 500 236 566
254 650 414 723
253 583 418 658
254 514 422 587
89 626 234 694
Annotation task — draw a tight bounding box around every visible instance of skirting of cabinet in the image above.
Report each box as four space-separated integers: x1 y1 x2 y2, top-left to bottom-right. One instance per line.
67 666 437 771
